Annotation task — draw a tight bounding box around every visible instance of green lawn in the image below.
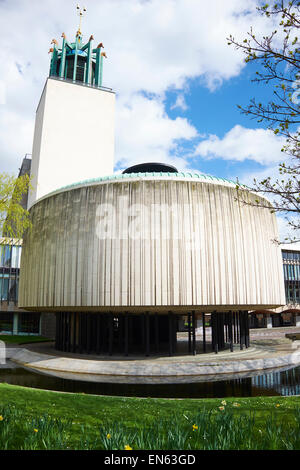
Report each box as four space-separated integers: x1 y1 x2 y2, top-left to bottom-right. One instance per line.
0 383 299 450
0 335 51 344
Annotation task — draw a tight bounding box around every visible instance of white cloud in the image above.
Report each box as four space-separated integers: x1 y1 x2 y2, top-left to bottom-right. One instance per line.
195 125 286 166
115 93 197 170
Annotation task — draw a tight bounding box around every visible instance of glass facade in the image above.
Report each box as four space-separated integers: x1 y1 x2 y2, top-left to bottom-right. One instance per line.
0 242 40 335
282 250 300 304
0 245 21 303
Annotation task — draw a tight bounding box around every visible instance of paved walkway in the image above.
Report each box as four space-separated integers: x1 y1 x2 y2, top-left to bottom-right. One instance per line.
6 327 300 383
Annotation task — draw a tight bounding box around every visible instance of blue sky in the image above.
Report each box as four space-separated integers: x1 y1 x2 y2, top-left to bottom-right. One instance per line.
165 62 275 180
0 0 295 238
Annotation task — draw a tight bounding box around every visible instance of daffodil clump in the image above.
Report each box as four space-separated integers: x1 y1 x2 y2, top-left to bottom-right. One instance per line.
0 399 299 450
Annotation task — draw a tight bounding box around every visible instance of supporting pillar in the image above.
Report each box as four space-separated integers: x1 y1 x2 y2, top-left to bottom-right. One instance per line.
124 313 129 357
72 313 77 353
228 311 233 352
79 313 83 354
168 312 173 356
192 311 196 355
96 314 101 354
118 315 124 354
239 311 244 350
155 314 159 353
145 312 150 357
245 312 250 348
211 312 218 354
108 314 113 356
202 312 206 353
188 312 192 354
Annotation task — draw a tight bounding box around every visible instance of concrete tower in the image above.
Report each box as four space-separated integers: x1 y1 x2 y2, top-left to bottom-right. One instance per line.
28 9 115 208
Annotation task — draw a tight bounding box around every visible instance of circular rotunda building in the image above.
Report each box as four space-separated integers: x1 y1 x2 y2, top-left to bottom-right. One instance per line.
19 165 286 356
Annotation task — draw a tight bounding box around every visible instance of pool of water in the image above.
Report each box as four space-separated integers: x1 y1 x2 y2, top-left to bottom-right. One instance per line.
0 362 299 398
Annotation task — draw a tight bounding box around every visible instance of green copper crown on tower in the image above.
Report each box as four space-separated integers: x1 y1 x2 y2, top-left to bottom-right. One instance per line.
48 6 107 88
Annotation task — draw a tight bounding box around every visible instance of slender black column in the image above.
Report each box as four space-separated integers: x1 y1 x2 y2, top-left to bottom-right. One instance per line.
96 314 101 354
211 312 218 354
55 313 59 350
168 313 173 356
108 314 113 356
124 313 129 356
192 311 196 356
118 315 124 354
78 314 82 353
63 313 67 352
228 311 233 352
237 312 240 344
72 313 77 353
245 311 250 348
87 314 92 354
60 313 64 351
155 314 159 353
145 312 150 356
202 312 206 353
129 315 133 352
173 315 177 354
188 312 192 354
239 311 244 350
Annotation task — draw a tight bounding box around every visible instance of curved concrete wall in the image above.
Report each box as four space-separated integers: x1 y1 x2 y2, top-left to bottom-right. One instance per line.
19 175 286 312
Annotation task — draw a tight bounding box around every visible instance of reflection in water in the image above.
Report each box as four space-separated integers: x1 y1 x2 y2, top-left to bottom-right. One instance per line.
251 367 300 397
0 363 299 398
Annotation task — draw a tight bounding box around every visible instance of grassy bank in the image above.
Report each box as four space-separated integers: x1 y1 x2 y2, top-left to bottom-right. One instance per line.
0 335 51 345
0 383 299 449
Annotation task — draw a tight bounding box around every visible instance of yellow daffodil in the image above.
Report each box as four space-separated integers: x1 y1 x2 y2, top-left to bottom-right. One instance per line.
192 424 198 431
0 416 3 421
34 429 38 433
106 433 111 439
276 404 280 408
124 445 132 450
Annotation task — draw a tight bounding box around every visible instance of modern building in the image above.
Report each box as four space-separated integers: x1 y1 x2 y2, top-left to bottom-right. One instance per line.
19 159 286 355
8 24 297 354
250 242 300 329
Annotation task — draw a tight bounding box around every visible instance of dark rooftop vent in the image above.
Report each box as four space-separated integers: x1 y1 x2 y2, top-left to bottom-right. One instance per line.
122 162 178 174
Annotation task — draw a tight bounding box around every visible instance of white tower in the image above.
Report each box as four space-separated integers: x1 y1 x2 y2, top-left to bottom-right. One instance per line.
28 11 115 208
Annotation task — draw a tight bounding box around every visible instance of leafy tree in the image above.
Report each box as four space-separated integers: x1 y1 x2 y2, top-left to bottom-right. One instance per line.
0 172 31 240
227 0 300 241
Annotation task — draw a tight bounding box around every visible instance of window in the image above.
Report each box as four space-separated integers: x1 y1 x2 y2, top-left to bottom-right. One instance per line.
18 313 40 334
0 313 13 333
0 277 9 301
0 246 11 268
11 246 21 269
